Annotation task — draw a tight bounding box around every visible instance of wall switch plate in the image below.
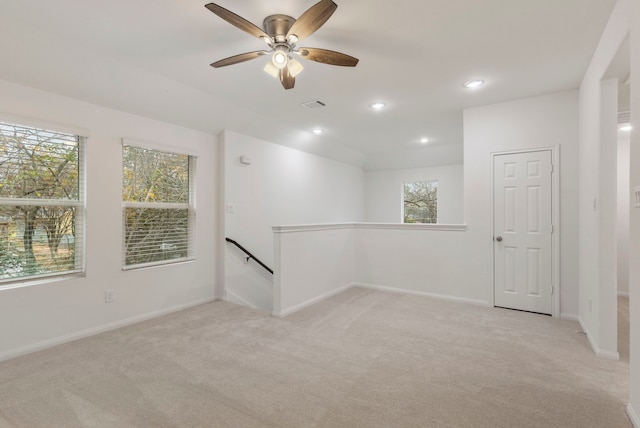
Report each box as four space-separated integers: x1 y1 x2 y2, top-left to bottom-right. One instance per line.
105 289 114 303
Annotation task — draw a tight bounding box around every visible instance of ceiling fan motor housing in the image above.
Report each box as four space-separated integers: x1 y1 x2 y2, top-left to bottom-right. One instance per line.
263 14 296 41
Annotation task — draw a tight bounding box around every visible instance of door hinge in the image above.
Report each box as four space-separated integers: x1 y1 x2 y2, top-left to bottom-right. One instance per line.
551 286 554 295
550 224 554 234
551 164 554 173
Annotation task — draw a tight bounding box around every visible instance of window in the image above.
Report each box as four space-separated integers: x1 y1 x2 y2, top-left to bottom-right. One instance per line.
122 143 195 269
403 181 437 224
0 121 85 284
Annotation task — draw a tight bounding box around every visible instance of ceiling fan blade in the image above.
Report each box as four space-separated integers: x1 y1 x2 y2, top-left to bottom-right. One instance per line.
205 3 271 40
287 0 337 42
279 67 295 90
297 48 359 67
210 51 269 68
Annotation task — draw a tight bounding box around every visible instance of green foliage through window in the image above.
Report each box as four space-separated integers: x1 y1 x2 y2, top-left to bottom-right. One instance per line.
0 122 84 282
122 145 194 268
403 181 437 224
123 146 189 204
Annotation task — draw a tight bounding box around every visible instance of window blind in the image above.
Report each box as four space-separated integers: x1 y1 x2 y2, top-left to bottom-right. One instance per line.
122 144 196 269
0 121 85 284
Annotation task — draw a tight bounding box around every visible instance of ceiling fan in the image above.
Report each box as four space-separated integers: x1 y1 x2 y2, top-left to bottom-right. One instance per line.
205 0 359 89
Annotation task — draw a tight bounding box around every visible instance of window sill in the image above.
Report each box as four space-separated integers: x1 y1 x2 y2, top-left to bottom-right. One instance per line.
121 257 196 271
0 271 86 291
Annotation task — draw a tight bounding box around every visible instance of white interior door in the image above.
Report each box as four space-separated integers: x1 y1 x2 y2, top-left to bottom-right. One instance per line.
493 150 553 314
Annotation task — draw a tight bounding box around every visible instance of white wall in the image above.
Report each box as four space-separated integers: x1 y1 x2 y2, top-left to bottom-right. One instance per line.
627 0 639 422
273 225 356 317
365 165 464 224
463 91 580 318
598 78 621 357
578 0 630 360
364 143 463 171
273 223 475 317
617 132 630 296
0 79 219 361
355 224 478 303
223 130 365 311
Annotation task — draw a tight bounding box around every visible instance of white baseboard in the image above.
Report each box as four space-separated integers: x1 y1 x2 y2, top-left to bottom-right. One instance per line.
225 290 260 310
560 313 579 322
629 403 640 428
618 291 630 298
273 282 491 318
273 283 355 318
578 317 620 361
355 282 490 307
0 296 217 363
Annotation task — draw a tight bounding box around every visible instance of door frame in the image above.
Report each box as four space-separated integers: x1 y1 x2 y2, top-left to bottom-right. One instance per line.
490 146 561 317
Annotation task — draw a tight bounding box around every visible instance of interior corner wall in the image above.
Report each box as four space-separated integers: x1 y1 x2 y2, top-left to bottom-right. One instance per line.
222 130 365 310
0 79 219 361
463 91 580 317
628 0 639 422
577 0 630 359
598 78 621 357
617 132 630 296
364 165 464 224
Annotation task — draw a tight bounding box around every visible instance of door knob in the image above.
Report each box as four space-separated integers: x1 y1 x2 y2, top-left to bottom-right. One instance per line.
496 236 503 242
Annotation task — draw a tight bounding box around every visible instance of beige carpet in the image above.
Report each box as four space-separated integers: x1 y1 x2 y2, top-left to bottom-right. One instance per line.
0 288 631 427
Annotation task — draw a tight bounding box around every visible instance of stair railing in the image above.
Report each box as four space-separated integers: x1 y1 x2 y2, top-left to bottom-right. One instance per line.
225 237 274 274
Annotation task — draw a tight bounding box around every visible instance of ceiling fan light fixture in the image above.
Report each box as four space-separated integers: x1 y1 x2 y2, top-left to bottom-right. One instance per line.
260 35 273 46
263 61 280 78
287 58 304 78
464 79 485 89
287 34 299 44
272 46 289 69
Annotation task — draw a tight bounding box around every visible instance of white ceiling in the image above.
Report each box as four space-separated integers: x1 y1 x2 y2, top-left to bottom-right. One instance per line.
0 0 617 169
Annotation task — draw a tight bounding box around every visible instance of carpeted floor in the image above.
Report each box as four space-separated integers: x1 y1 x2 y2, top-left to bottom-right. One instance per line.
0 288 631 427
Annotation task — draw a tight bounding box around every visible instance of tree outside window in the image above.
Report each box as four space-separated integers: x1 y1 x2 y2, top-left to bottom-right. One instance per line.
122 144 195 268
403 181 437 224
0 122 84 283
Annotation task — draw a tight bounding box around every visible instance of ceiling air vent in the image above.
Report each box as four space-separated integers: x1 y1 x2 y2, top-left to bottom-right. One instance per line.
302 100 327 110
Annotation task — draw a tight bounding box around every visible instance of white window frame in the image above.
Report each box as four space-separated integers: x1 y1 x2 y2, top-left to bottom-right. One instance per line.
402 180 438 224
121 141 196 270
0 121 86 286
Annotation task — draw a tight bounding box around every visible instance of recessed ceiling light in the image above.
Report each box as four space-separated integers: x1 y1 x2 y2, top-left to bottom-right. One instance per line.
464 80 485 89
370 102 387 110
619 124 632 132
312 128 324 135
419 137 429 144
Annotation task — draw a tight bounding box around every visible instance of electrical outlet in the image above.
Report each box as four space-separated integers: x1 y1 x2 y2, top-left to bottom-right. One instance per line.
105 289 114 303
